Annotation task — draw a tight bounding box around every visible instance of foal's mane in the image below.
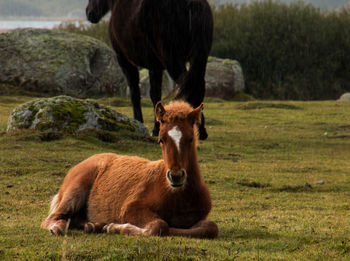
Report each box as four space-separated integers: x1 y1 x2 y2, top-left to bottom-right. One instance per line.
162 101 196 123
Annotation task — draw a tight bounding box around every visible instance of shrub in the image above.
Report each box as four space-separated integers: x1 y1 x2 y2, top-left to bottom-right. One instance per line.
58 1 350 100
211 0 350 100
56 20 111 48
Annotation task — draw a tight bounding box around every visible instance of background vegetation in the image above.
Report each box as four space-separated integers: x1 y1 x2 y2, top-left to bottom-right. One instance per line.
56 0 350 100
1 95 350 259
212 0 347 10
211 1 350 100
0 0 347 17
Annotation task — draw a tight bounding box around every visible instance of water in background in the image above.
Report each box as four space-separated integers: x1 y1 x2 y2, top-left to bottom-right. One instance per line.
0 20 87 31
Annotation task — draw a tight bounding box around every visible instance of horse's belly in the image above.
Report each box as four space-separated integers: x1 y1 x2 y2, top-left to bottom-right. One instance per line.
119 41 163 69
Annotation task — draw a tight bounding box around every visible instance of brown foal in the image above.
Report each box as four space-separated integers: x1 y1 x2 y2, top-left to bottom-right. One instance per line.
41 101 218 238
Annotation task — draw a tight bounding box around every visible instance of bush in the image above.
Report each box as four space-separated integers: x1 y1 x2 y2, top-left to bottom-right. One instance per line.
211 0 350 100
57 20 111 48
58 1 350 100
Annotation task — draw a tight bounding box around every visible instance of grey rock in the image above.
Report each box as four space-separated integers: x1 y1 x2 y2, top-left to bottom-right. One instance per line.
205 57 245 100
139 70 174 98
138 57 245 100
7 96 149 136
338 93 350 101
315 180 325 185
0 28 127 97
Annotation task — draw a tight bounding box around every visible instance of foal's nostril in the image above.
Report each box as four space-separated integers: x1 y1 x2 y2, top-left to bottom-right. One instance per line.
179 170 185 178
166 170 186 187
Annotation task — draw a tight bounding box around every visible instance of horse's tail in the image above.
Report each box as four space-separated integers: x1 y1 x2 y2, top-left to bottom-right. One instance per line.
175 0 214 107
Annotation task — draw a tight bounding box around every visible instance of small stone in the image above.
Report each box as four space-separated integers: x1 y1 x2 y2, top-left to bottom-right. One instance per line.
315 180 325 185
304 182 312 188
338 93 350 101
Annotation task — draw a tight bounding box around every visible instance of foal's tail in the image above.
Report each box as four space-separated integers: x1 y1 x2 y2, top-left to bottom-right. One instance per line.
175 0 214 107
40 194 60 230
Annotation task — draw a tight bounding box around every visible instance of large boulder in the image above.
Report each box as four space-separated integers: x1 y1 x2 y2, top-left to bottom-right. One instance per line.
139 70 174 98
205 57 245 100
7 96 149 136
138 57 244 100
0 28 127 97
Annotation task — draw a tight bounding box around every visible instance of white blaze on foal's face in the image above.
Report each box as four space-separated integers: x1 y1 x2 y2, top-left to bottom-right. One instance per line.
168 126 182 152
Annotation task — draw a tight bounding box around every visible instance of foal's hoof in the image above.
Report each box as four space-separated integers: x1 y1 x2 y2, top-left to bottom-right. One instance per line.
199 128 208 140
103 223 123 234
102 224 113 233
84 222 95 233
49 224 65 236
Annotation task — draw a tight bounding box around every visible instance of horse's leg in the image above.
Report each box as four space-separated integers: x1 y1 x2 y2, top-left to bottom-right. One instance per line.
83 222 107 233
103 219 169 236
103 219 218 239
41 188 89 235
168 220 218 239
116 52 143 123
41 160 99 235
176 58 208 140
166 63 187 88
149 69 163 136
103 206 169 236
167 57 208 140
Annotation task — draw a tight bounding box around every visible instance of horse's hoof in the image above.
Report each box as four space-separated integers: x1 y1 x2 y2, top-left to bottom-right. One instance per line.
49 224 64 236
152 129 159 137
199 128 208 140
103 223 122 234
84 222 95 233
102 224 111 233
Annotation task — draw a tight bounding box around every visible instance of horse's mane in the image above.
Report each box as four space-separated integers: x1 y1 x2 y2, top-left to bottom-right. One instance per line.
162 101 194 123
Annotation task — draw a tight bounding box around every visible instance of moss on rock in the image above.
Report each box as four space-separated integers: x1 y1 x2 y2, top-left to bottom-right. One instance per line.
7 96 149 136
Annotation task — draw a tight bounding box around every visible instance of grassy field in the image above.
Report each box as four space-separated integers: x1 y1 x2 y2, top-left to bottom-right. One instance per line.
0 95 350 260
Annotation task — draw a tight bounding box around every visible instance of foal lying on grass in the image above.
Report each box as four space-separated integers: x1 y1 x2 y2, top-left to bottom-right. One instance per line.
41 101 218 238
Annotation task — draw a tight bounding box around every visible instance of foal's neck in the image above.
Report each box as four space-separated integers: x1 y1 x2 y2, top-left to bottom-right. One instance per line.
185 145 203 185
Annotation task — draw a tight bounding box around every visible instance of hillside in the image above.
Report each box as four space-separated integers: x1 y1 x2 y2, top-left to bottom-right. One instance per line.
0 0 347 17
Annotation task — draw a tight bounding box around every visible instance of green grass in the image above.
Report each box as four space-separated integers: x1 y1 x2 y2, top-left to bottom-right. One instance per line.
1 95 350 260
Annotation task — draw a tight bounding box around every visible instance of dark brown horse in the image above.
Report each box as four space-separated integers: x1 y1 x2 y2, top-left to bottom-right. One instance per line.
86 0 213 140
41 101 218 238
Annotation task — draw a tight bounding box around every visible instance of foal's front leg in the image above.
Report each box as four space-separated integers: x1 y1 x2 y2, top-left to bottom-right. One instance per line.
104 219 169 236
169 220 218 239
103 219 218 239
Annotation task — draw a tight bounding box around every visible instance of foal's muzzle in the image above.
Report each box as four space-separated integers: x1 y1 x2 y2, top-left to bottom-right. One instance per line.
166 170 186 187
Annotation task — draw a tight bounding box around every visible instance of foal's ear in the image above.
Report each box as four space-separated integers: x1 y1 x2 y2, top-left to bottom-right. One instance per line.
188 103 203 125
155 101 166 122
